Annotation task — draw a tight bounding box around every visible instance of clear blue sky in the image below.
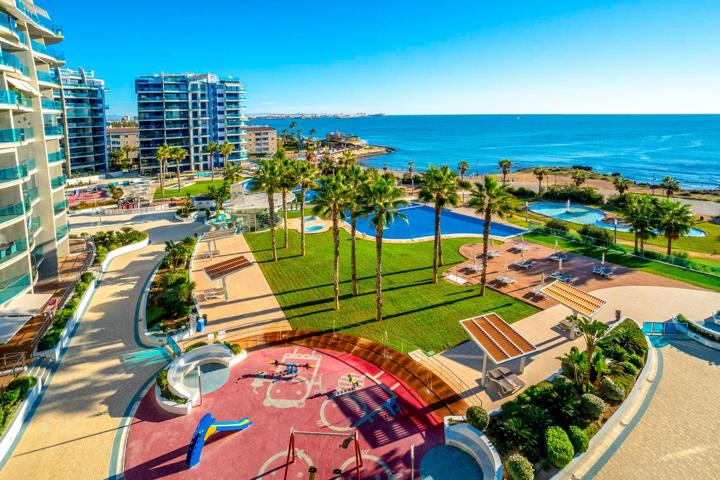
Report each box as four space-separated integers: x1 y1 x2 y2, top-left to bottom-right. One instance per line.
43 0 720 116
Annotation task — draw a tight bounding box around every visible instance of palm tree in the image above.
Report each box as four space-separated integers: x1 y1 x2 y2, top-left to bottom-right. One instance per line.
339 150 356 170
309 128 316 138
224 162 243 186
109 149 124 171
468 176 514 296
613 176 631 195
533 167 547 196
155 144 171 195
277 152 298 248
655 199 694 255
408 161 414 193
660 176 681 198
344 165 370 296
289 121 297 138
251 159 283 261
557 346 589 386
575 316 607 368
361 173 408 322
219 141 235 170
419 166 460 283
207 181 230 213
498 158 513 185
312 172 350 310
294 160 318 256
170 146 187 191
571 169 588 187
622 194 657 253
458 160 470 204
204 142 219 183
121 144 138 171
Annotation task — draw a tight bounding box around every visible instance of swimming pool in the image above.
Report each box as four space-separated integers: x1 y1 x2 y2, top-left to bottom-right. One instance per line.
306 225 324 232
351 204 526 240
420 445 483 479
181 362 230 395
530 201 707 237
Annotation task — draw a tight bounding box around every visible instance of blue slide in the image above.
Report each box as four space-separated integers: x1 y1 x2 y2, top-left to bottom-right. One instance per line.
185 413 253 468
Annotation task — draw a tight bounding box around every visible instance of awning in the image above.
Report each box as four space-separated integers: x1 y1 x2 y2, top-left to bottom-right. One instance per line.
0 293 52 316
540 280 607 318
0 316 32 344
204 255 251 281
6 77 40 97
460 312 538 365
202 230 235 242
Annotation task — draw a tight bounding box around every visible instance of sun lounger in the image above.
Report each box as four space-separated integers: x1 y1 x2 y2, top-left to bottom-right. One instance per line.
488 368 523 394
550 253 568 262
477 250 501 260
469 264 483 272
512 259 534 269
530 287 546 298
593 265 615 277
550 271 574 282
497 275 517 285
446 274 469 285
496 367 525 389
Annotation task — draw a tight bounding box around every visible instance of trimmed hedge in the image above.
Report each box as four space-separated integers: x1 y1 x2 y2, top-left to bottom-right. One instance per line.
545 219 569 232
185 342 208 353
0 376 37 434
568 425 589 453
466 406 489 432
506 453 534 480
619 361 639 377
224 342 244 355
600 377 625 402
545 426 575 468
580 393 605 420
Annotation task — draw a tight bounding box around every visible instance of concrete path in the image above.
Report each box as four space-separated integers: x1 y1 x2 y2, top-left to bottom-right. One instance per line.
0 219 205 480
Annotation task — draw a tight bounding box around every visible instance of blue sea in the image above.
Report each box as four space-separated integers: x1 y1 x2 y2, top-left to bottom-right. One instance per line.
255 115 720 189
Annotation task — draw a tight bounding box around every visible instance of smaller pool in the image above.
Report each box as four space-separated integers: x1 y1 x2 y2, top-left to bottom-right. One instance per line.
420 445 483 479
306 225 324 233
207 212 231 225
181 362 229 394
304 216 317 222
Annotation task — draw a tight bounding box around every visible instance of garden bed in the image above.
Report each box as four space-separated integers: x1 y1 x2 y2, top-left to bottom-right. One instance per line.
37 272 95 351
0 377 37 435
91 228 148 266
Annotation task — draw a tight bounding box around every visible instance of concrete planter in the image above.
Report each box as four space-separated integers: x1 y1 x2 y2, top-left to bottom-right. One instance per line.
154 385 192 415
0 379 43 465
443 416 503 480
100 237 149 273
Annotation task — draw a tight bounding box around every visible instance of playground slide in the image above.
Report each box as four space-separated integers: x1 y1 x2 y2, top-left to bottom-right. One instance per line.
186 413 253 468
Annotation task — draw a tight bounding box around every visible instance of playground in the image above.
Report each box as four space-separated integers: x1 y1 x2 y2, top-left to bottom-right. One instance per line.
124 346 443 479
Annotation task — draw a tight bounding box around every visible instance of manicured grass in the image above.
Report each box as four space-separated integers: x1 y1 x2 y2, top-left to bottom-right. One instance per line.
245 229 539 352
153 179 225 199
526 231 720 292
616 221 720 256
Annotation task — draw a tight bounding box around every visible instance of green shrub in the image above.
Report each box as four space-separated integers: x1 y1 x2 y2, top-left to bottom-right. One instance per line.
224 342 244 355
584 422 601 439
157 281 195 318
628 354 644 369
599 343 628 362
600 377 625 402
568 425 589 453
506 453 534 480
466 406 489 432
0 388 21 407
95 245 108 264
611 374 635 396
7 377 36 397
545 219 569 232
185 342 208 353
159 270 188 290
578 224 612 244
580 393 605 420
545 426 575 468
619 361 638 377
156 369 187 404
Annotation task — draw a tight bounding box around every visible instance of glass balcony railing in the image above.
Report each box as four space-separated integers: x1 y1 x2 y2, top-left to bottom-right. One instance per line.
27 216 40 236
0 272 32 305
37 70 60 85
41 98 62 110
50 175 66 189
53 199 67 215
0 51 29 76
48 150 65 163
23 185 38 209
55 223 69 241
18 159 36 176
0 128 33 143
44 125 63 137
0 201 24 224
0 165 21 182
0 238 28 266
64 90 99 99
16 1 63 36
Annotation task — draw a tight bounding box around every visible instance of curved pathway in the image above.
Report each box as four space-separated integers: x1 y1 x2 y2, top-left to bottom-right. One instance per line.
0 219 205 480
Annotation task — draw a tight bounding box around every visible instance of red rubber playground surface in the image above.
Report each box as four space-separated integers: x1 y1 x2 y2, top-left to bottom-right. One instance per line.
124 346 444 479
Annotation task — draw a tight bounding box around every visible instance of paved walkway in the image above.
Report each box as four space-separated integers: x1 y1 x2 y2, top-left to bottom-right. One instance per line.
0 219 204 479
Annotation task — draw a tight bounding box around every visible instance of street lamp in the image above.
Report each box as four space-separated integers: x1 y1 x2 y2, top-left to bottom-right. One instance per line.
613 218 618 244
525 201 529 225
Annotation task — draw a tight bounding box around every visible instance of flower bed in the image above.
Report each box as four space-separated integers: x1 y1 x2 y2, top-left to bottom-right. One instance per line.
483 319 648 479
37 272 95 351
0 377 37 435
92 227 148 266
146 236 198 333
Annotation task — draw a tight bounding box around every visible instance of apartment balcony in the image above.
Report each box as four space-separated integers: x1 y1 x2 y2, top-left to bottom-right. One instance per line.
64 90 99 99
37 70 60 85
0 237 28 267
22 185 38 210
50 175 66 189
30 39 65 62
47 150 65 164
0 159 34 185
44 125 63 137
0 272 31 306
0 127 33 144
165 112 188 120
41 98 62 112
27 215 40 236
0 90 32 110
15 0 63 38
0 51 29 76
0 201 24 225
65 109 92 118
53 199 67 215
164 94 188 101
55 223 69 241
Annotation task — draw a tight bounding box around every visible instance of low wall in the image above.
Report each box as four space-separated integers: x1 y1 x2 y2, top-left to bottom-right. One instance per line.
444 417 502 480
0 378 43 466
100 237 149 273
231 329 468 418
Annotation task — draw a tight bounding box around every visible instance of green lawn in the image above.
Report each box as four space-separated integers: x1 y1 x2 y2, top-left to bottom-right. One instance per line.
245 229 539 352
153 179 225 199
615 221 720 256
525 231 720 292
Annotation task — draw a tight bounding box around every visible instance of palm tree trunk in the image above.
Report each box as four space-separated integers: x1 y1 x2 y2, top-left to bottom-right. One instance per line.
300 186 306 256
375 223 383 323
438 207 444 266
332 206 340 311
480 210 492 296
461 174 465 205
210 157 215 184
538 179 542 196
667 236 672 256
176 161 181 190
268 193 277 261
349 213 359 295
282 189 289 248
432 205 440 283
633 232 638 254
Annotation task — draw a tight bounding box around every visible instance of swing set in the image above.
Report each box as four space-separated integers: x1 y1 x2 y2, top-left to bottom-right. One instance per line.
283 428 363 480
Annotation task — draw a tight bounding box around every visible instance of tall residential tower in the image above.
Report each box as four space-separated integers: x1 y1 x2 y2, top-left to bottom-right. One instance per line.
0 0 68 307
135 73 247 174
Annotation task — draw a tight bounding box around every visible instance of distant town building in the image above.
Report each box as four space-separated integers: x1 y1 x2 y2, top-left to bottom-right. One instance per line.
245 125 277 156
56 67 108 175
325 131 367 149
107 126 139 160
135 73 247 174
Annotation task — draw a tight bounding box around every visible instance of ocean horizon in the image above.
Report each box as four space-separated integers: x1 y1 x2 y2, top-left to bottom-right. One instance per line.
255 114 720 190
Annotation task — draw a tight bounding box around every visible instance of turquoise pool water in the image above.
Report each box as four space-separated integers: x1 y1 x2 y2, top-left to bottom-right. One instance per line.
530 201 706 237
207 212 231 225
420 445 483 479
306 225 324 232
304 216 317 222
182 362 229 394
